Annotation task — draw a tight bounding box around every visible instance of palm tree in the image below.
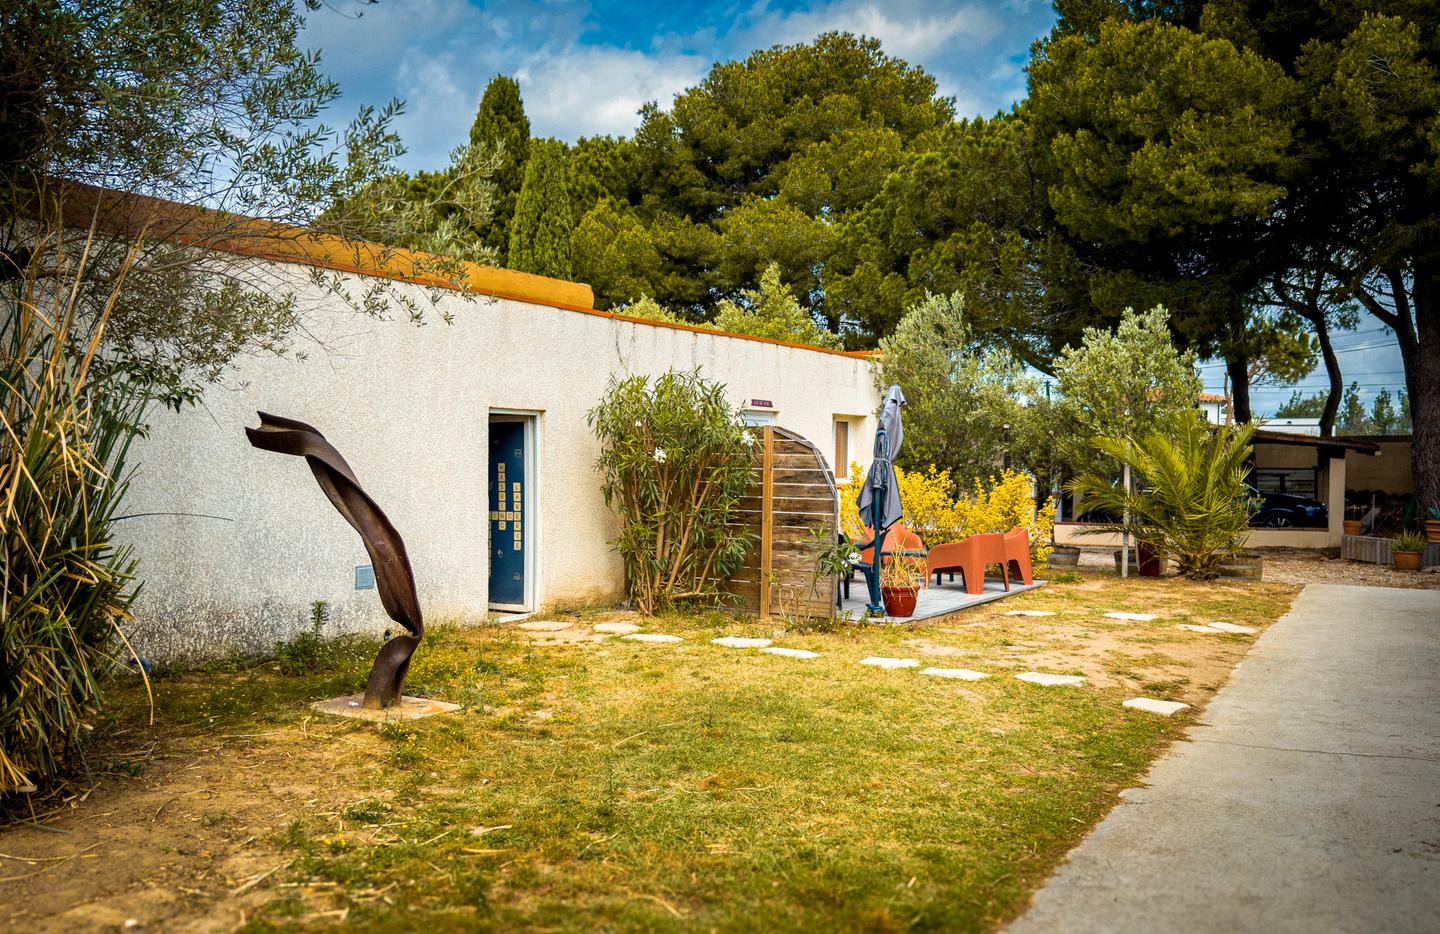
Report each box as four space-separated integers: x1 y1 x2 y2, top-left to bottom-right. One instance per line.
1069 417 1257 579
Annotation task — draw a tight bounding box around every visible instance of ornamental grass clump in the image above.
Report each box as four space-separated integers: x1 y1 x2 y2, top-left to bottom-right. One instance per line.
588 370 756 614
1069 416 1257 579
2 225 149 795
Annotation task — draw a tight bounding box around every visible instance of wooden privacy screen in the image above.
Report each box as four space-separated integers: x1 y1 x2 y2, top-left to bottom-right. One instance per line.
725 426 841 618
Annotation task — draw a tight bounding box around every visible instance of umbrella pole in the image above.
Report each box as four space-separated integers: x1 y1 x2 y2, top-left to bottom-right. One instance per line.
867 427 890 616
868 487 887 615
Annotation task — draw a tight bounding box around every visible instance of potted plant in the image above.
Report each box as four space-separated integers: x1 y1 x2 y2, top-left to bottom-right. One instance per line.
1425 506 1440 545
1393 530 1425 572
879 553 926 618
1343 504 1364 537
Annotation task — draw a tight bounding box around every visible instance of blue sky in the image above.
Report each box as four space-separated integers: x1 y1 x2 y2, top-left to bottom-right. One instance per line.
302 0 1407 417
303 0 1053 169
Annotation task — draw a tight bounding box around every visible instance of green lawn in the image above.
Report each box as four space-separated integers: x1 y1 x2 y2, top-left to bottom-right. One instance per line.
37 575 1298 931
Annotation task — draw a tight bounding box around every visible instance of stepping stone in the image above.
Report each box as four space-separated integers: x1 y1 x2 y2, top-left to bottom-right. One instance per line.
920 667 989 681
1124 697 1191 716
1015 672 1085 687
712 636 773 649
622 633 682 644
762 647 821 659
1176 624 1223 634
1208 621 1257 634
1005 610 1056 617
1104 612 1158 622
518 620 572 632
860 656 919 669
593 622 640 635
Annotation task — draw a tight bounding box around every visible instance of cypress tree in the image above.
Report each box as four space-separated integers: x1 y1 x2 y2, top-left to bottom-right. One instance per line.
469 75 531 261
508 138 574 279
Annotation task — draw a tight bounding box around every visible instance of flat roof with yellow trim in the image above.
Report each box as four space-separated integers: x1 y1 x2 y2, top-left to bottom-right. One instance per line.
51 181 874 361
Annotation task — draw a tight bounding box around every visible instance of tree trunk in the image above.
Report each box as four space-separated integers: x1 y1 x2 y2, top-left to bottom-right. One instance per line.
1312 314 1343 437
1225 354 1253 424
1404 267 1440 511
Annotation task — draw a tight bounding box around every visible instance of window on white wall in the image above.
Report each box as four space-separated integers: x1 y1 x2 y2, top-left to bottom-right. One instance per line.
741 410 776 427
833 418 850 479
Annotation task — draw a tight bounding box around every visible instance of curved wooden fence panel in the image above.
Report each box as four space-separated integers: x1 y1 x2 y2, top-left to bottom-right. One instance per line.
724 426 840 618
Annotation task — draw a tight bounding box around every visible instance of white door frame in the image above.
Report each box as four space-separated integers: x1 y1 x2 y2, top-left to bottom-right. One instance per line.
488 411 540 613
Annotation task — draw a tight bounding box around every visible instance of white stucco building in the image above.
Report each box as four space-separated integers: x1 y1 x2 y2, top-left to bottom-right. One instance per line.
109 199 880 663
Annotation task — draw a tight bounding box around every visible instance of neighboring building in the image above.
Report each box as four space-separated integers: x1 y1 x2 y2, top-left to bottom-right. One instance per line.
94 191 880 663
1058 430 1382 550
1198 392 1230 425
1258 417 1321 436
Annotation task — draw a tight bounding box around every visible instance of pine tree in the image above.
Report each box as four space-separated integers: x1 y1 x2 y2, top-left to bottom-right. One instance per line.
1274 390 1327 419
1337 382 1373 435
712 263 841 349
469 76 531 262
1370 389 1398 435
508 139 573 278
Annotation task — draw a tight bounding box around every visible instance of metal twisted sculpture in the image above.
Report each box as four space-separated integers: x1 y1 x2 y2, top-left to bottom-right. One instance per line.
246 412 422 709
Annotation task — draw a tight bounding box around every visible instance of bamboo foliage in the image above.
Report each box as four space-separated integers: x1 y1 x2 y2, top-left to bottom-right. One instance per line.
1 212 148 794
1068 417 1257 579
588 371 756 614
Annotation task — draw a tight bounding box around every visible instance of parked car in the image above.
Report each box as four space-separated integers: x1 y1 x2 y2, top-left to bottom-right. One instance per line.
1249 487 1327 528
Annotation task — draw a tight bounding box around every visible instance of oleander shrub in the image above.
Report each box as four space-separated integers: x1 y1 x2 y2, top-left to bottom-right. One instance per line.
588 370 756 614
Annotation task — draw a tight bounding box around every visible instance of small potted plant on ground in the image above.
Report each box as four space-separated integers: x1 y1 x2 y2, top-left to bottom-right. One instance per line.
1343 504 1364 537
1425 506 1440 545
880 553 926 618
1393 530 1426 571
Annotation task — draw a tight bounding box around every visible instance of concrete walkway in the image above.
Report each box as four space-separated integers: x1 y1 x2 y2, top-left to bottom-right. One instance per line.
1009 584 1440 934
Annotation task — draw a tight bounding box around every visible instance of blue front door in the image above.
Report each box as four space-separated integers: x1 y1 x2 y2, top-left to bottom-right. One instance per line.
488 419 527 606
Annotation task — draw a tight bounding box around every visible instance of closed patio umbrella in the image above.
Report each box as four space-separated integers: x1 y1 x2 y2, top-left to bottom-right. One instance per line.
857 385 906 613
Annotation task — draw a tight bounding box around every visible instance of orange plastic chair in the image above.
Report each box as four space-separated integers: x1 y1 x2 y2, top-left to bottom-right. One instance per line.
1003 527 1034 586
926 533 1008 595
849 525 927 599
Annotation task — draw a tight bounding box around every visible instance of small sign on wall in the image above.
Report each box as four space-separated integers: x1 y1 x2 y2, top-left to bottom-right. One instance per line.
750 398 774 409
356 564 376 590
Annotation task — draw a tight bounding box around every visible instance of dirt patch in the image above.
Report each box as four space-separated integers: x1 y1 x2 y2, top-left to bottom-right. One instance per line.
1 722 378 932
917 616 1262 701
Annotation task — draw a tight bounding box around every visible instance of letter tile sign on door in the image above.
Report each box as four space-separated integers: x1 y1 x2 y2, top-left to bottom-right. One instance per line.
488 420 526 606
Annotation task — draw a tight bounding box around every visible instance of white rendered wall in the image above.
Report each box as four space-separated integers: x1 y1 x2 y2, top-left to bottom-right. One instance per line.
119 263 880 662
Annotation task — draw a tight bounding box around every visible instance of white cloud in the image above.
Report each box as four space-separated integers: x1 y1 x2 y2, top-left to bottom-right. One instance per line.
739 0 1004 63
517 46 708 140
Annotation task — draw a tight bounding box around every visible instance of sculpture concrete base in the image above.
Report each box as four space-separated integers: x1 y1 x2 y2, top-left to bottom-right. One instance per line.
311 694 460 721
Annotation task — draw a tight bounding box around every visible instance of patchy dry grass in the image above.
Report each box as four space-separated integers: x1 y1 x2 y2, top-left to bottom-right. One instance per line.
0 574 1298 932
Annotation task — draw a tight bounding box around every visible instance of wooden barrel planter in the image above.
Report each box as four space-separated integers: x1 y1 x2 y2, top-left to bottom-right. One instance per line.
1217 552 1264 580
723 426 838 619
1048 545 1080 570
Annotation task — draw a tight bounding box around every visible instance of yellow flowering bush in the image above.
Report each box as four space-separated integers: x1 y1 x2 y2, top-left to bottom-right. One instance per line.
955 470 1056 571
896 465 964 543
840 461 868 541
842 462 1055 570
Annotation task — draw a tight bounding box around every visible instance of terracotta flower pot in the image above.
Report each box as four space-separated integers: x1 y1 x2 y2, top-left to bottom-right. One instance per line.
1425 520 1440 545
881 586 918 617
1343 520 1363 536
1394 550 1423 572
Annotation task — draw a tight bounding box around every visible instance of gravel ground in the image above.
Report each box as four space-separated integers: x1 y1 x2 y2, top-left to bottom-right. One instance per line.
1071 546 1440 590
